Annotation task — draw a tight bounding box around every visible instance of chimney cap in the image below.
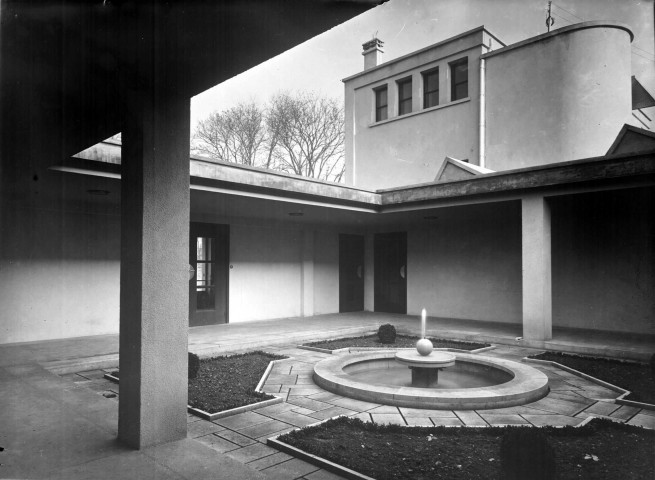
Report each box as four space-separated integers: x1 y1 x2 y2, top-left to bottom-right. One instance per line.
362 37 384 53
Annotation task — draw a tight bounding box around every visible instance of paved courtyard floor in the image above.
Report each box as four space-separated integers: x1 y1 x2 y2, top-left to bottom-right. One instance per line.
63 343 655 480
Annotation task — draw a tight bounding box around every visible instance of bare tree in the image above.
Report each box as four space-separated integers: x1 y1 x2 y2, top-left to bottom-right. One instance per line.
192 92 345 183
192 102 266 167
267 92 345 182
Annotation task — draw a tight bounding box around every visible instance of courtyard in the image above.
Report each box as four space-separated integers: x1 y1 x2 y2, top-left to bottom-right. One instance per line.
1 313 653 479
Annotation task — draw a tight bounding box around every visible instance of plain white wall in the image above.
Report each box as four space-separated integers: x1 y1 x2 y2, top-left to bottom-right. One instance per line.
0 206 121 343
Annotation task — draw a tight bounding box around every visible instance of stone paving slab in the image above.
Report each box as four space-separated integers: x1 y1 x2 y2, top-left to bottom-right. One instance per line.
286 396 335 412
187 420 226 438
370 413 406 425
214 411 271 430
404 417 434 426
238 419 294 438
429 416 464 426
247 451 294 470
627 413 655 429
309 405 358 420
195 433 243 453
454 410 488 426
478 414 529 426
521 414 582 427
305 468 347 480
225 442 280 463
216 429 258 447
400 407 458 417
610 405 641 421
325 396 381 411
582 401 621 416
260 457 321 480
271 410 323 427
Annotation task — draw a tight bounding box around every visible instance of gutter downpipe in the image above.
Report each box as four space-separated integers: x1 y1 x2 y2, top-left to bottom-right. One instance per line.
479 54 486 169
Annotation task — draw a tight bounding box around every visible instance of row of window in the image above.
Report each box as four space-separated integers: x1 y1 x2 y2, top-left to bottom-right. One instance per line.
374 57 468 122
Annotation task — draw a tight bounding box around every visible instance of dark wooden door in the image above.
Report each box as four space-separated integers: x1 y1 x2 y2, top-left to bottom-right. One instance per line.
189 223 229 326
339 234 364 312
374 232 407 314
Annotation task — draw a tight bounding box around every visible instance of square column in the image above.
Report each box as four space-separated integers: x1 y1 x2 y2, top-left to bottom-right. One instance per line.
364 232 375 311
521 195 552 341
118 94 190 449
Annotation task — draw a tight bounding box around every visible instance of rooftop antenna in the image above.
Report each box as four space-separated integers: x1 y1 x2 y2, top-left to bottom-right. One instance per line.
546 1 555 32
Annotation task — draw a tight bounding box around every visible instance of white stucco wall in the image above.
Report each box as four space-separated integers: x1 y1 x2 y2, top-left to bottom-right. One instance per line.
0 206 121 343
405 203 523 323
312 230 339 315
228 224 303 322
485 24 633 170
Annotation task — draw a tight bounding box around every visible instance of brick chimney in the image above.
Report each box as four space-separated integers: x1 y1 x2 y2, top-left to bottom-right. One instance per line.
362 38 384 70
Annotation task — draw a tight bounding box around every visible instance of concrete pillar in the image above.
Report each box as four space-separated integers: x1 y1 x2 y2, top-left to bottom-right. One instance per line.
118 94 190 449
521 195 552 341
301 230 315 317
364 232 375 311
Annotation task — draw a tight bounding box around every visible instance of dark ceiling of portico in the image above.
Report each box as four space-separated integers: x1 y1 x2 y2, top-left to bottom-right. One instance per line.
1 0 378 177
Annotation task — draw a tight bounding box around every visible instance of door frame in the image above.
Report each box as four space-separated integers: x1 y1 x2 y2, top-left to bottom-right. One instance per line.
339 233 365 313
374 231 407 314
189 222 230 326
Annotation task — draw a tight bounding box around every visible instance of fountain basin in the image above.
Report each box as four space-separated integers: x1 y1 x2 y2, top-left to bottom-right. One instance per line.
313 351 549 410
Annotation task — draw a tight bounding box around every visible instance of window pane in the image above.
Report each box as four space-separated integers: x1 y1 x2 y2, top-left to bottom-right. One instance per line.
398 79 412 115
196 262 215 310
425 91 439 108
197 237 214 261
423 69 439 108
375 87 388 122
451 58 468 101
454 83 468 100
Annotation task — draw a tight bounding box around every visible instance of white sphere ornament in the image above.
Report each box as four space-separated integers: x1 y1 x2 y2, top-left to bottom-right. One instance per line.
416 338 434 356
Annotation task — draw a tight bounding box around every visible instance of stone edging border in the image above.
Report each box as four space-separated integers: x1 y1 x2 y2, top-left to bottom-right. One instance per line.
523 357 655 411
297 344 496 355
102 357 292 421
267 416 376 480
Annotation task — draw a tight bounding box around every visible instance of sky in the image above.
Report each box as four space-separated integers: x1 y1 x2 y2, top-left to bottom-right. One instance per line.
190 0 655 130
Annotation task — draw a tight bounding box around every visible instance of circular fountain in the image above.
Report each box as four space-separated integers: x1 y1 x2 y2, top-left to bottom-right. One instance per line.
313 309 549 410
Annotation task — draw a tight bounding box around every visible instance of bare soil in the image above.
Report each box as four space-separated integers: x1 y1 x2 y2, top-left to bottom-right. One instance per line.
530 351 654 404
279 417 655 480
187 351 287 413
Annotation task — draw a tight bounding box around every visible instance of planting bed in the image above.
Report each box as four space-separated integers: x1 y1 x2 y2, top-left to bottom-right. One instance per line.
305 334 489 351
188 351 286 413
109 351 286 414
277 417 655 480
530 351 655 404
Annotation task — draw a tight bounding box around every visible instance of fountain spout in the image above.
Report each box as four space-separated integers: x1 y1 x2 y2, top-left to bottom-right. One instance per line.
416 308 433 356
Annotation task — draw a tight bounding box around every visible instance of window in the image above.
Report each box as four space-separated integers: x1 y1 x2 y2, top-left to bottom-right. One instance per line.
397 77 412 115
450 57 468 101
422 68 439 108
374 86 388 122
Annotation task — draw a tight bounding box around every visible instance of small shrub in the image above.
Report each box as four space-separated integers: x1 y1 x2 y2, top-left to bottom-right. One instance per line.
377 324 397 344
501 427 556 480
188 352 200 379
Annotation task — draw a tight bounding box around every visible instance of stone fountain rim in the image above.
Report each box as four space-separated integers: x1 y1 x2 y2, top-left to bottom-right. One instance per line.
313 351 550 410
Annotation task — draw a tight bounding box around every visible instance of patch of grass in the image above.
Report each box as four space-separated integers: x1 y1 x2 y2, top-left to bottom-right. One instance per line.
305 334 489 351
279 417 655 480
529 351 655 404
188 351 287 413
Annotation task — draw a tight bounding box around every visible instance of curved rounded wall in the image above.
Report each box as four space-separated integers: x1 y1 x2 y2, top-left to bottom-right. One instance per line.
485 26 632 171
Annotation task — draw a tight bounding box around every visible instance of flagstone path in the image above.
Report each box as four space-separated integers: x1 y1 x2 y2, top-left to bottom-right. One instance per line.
65 344 655 480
